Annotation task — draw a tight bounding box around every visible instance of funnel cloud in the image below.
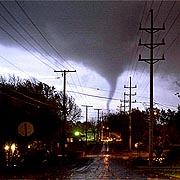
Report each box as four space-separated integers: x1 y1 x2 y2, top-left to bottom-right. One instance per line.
0 1 180 111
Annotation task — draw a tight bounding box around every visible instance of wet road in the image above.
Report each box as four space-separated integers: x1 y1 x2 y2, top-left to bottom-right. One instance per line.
62 144 173 180
0 144 177 179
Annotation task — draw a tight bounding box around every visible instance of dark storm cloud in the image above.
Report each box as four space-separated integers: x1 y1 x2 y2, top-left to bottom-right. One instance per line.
1 1 180 109
0 1 144 108
24 1 144 104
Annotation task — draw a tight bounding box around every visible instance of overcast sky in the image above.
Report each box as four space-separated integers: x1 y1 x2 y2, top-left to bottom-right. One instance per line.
0 1 180 121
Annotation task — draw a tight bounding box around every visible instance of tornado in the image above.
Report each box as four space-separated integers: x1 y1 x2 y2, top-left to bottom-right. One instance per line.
106 78 117 113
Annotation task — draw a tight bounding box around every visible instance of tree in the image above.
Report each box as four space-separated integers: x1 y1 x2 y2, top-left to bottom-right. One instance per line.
172 108 180 144
131 109 149 148
0 75 81 143
89 118 97 141
146 108 177 157
106 112 129 147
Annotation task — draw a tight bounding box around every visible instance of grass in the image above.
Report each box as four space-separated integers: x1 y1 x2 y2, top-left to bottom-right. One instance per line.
153 167 180 178
124 154 180 179
135 165 180 179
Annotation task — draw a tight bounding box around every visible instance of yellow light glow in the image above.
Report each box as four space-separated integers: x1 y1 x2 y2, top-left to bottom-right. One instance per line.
11 143 16 153
4 145 9 151
75 131 80 136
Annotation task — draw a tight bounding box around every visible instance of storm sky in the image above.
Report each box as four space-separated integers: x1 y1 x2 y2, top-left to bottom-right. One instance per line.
0 1 180 120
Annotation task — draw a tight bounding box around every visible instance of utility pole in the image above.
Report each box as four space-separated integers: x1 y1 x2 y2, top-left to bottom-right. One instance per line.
82 105 93 155
101 111 104 140
139 9 165 166
123 92 129 113
94 108 102 141
54 70 76 161
124 76 137 151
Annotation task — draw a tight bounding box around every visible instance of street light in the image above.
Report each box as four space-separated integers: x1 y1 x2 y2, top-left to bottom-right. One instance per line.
106 127 110 139
75 131 80 136
102 126 105 141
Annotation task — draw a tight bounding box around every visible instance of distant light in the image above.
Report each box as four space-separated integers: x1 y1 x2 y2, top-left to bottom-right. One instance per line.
75 131 80 136
4 145 9 151
11 143 16 153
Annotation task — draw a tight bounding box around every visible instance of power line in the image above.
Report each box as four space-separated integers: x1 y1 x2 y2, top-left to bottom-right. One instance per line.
0 1 68 70
137 1 177 98
14 1 91 110
153 1 177 70
154 0 163 23
0 9 62 71
0 25 55 70
126 1 149 86
154 2 179 75
0 55 32 78
130 1 155 87
16 0 75 71
0 90 41 108
1 1 87 110
0 83 56 108
69 73 90 107
67 90 121 101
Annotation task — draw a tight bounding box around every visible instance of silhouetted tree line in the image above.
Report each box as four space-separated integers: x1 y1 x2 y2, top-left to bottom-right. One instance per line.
106 107 180 151
0 75 81 145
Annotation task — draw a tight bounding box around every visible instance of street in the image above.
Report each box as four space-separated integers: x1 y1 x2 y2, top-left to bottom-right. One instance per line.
0 143 178 179
61 144 174 180
63 154 147 179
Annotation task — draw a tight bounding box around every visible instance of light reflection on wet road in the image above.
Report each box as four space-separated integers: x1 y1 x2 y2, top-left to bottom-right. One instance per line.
62 144 172 180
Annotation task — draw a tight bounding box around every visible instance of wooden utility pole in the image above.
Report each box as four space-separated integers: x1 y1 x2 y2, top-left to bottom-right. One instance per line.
54 70 76 161
139 9 165 166
124 76 136 151
82 105 93 155
121 93 129 113
94 108 102 141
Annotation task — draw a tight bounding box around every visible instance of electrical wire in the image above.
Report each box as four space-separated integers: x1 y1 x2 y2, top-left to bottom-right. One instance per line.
125 1 148 87
134 1 169 101
0 10 62 71
0 25 55 70
0 55 33 78
128 1 154 89
0 1 179 113
15 0 76 71
15 1 90 108
0 84 56 108
0 1 89 112
67 90 121 101
0 1 68 70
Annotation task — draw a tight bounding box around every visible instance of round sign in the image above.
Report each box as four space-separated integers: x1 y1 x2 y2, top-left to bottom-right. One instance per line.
18 122 34 136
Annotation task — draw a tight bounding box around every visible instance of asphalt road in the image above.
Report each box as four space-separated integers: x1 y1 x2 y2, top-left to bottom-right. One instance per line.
0 143 178 179
61 144 174 180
